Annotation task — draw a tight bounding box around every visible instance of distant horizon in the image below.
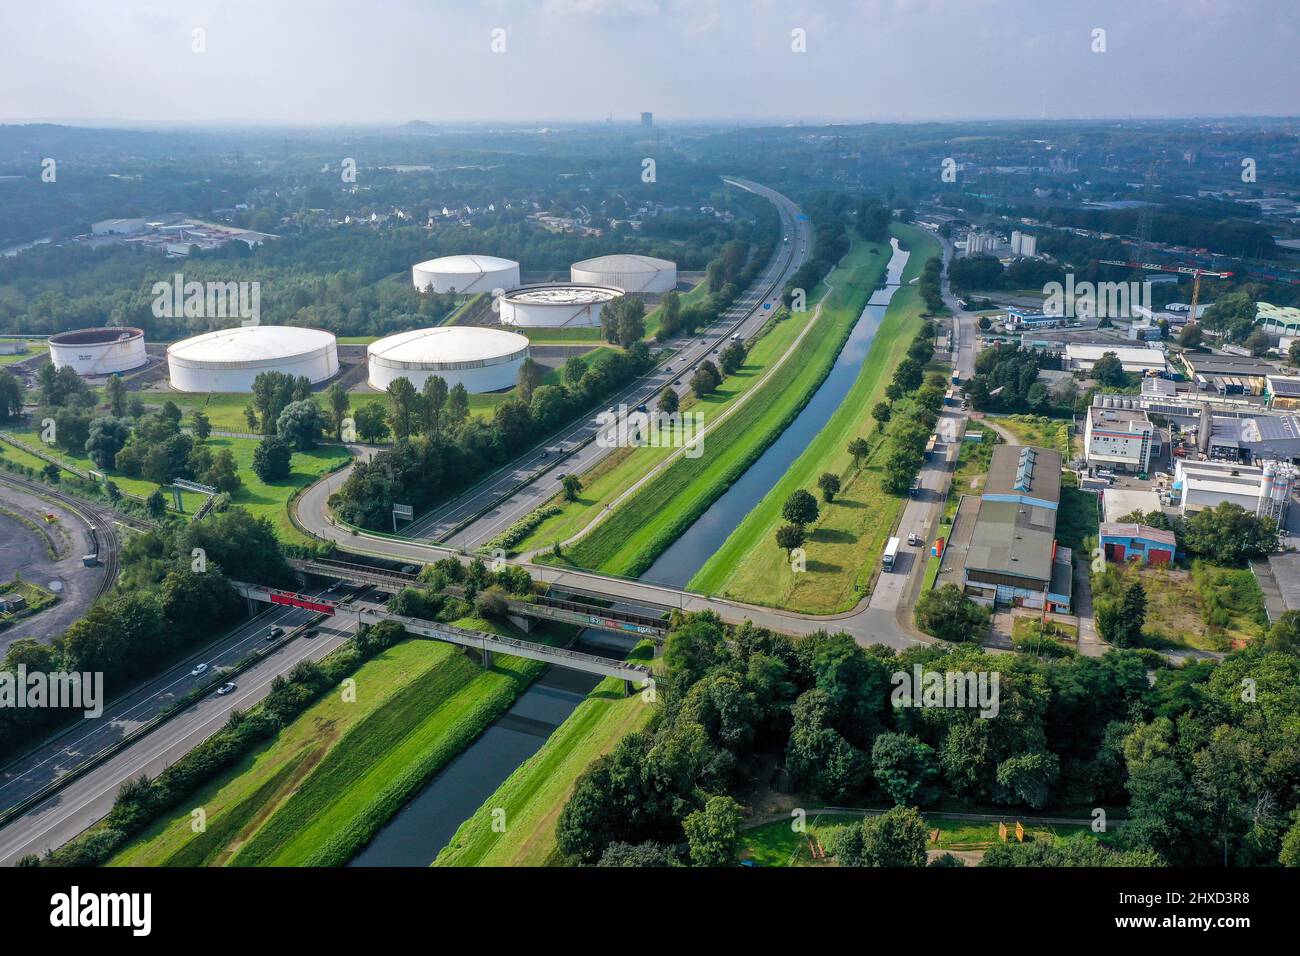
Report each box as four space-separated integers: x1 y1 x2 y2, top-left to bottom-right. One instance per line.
2 0 1296 125
4 112 1300 132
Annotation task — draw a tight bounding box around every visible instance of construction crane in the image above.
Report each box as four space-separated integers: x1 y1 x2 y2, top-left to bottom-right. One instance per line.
1097 259 1233 323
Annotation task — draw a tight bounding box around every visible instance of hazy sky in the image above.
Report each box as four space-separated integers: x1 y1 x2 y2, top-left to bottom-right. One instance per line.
2 0 1297 125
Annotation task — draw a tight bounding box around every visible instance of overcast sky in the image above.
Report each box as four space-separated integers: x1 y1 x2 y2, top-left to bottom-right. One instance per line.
2 0 1297 126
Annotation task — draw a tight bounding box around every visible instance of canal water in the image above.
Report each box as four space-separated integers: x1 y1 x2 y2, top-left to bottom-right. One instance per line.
348 632 632 867
352 238 910 866
641 238 910 588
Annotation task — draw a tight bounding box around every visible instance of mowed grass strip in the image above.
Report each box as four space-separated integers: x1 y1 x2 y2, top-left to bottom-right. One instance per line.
230 616 559 867
511 303 816 554
433 642 657 867
556 236 890 578
108 640 461 867
690 225 940 612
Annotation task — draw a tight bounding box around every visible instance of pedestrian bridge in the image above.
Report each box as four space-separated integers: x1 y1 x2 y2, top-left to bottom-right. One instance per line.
232 581 653 692
290 557 670 639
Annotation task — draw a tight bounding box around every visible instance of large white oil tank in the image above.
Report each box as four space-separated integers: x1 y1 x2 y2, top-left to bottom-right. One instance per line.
48 327 147 376
166 326 339 393
497 283 623 328
570 254 677 294
367 327 529 393
411 255 520 294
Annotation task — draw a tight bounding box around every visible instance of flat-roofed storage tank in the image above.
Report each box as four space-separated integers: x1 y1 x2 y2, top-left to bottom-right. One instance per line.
166 326 339 393
570 254 677 294
411 255 520 294
48 327 147 376
497 283 623 328
368 327 529 393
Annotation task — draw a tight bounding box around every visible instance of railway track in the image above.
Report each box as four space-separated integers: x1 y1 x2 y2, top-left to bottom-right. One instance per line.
0 472 130 601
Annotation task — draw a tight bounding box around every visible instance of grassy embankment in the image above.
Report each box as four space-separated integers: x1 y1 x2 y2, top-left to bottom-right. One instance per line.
110 616 569 867
689 224 941 613
541 235 893 577
3 427 347 543
739 813 1092 867
433 641 657 867
503 291 834 555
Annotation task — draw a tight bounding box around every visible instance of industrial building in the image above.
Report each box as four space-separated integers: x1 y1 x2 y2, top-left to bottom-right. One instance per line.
1180 352 1275 396
1006 308 1066 330
964 231 999 256
1255 302 1300 338
167 326 338 393
1265 375 1300 410
367 326 529 393
411 255 520 294
570 254 677 294
1099 523 1176 565
91 218 147 236
1065 343 1168 375
1172 457 1296 522
49 327 147 377
497 283 622 328
1085 399 1156 474
1010 230 1037 257
933 445 1074 613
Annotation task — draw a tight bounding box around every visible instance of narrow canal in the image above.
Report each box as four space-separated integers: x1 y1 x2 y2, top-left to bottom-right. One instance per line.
641 238 910 587
352 238 910 866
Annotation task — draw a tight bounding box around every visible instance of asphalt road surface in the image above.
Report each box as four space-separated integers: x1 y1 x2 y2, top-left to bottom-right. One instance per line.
0 585 368 864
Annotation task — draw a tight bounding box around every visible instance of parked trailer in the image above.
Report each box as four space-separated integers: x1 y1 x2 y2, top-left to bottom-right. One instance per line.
882 536 901 573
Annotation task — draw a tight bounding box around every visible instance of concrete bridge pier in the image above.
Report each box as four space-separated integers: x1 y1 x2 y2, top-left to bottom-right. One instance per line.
481 646 494 669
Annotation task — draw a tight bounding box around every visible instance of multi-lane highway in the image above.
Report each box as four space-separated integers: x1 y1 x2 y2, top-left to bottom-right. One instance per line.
400 178 812 549
0 584 369 864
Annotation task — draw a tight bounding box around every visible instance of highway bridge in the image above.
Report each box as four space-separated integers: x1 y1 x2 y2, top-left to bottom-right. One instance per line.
291 557 671 639
233 581 653 692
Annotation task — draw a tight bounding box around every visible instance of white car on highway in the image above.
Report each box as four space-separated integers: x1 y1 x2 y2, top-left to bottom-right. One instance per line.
190 663 208 677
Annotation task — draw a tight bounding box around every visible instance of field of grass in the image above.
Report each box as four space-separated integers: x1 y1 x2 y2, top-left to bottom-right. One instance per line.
739 813 1092 866
944 427 998 523
3 427 347 540
1095 559 1265 652
1056 478 1100 555
111 617 566 867
0 341 45 365
689 225 940 612
547 235 894 578
988 413 1075 459
433 642 657 867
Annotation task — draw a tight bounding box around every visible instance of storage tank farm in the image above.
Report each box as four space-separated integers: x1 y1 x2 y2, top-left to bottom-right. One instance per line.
48 327 148 376
411 255 520 294
166 326 339 392
570 254 677 294
496 283 623 328
367 326 530 393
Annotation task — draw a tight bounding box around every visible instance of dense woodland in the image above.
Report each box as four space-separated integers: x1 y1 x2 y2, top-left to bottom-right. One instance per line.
557 611 1300 867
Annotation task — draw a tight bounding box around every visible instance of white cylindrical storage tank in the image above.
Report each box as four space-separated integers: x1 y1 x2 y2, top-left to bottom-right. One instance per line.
48 327 147 376
368 327 529 394
497 283 623 328
411 255 520 294
570 254 677 294
166 326 339 393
